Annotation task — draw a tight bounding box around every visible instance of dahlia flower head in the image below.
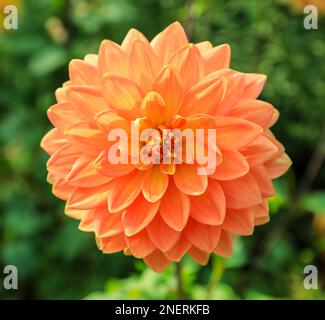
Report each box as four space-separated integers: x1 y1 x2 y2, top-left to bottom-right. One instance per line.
41 22 291 272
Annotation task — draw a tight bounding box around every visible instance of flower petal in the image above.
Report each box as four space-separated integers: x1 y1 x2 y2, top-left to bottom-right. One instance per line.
143 250 172 272
140 91 166 125
184 218 221 252
169 44 205 91
213 230 233 257
153 66 184 119
173 164 208 196
98 40 129 78
151 21 188 64
129 40 162 91
164 235 191 262
264 152 292 179
108 170 145 213
190 180 226 225
215 116 263 149
211 148 249 180
125 230 156 258
159 181 190 231
122 194 160 236
69 59 99 86
103 74 143 119
142 165 169 202
222 209 254 236
202 44 231 74
146 214 180 252
219 173 262 209
242 73 267 99
228 99 278 129
188 247 210 265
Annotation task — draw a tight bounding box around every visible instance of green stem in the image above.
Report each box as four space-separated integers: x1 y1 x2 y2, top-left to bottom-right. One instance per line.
175 262 186 300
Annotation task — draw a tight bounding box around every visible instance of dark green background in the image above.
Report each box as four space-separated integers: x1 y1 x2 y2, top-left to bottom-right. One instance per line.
0 0 324 299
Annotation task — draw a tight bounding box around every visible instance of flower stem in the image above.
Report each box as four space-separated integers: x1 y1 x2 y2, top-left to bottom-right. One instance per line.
175 262 186 300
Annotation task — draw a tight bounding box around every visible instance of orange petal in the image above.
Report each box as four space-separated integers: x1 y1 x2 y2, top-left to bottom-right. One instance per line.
169 44 205 91
67 86 108 119
190 179 226 225
219 173 262 209
41 128 67 155
47 103 80 132
213 72 245 115
122 194 160 236
100 233 126 253
94 209 123 238
179 75 227 116
215 116 263 149
103 74 143 119
66 155 112 187
151 21 188 64
55 87 69 103
211 148 249 180
264 152 292 179
121 28 150 52
251 165 275 197
173 164 208 196
184 218 221 252
94 150 135 178
153 66 184 119
140 91 166 125
228 99 278 129
95 110 130 133
159 181 190 231
202 44 231 74
143 250 172 272
65 122 107 155
98 40 129 78
108 170 145 213
195 41 213 53
66 184 111 210
52 178 74 201
242 73 267 99
160 163 176 175
222 209 254 236
125 230 156 258
164 235 191 262
146 213 180 252
188 247 210 265
69 59 99 86
47 144 79 179
240 135 279 168
129 40 162 92
213 230 233 257
142 165 169 202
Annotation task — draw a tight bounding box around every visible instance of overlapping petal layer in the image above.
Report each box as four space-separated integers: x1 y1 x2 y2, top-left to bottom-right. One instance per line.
41 22 291 272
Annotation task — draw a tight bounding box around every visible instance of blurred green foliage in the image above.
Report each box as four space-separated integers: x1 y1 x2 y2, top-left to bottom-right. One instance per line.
0 0 324 299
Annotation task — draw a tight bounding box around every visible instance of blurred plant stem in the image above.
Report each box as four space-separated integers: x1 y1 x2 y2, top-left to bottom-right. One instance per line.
175 262 186 300
207 256 225 299
299 123 325 195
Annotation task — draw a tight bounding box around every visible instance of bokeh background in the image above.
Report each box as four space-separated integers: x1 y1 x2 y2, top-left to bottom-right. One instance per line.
0 0 325 300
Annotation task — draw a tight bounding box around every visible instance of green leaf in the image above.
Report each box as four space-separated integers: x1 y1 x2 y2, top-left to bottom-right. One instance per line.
300 192 325 215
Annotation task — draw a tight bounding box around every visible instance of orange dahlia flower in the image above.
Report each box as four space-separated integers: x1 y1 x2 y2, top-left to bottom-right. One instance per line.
41 22 291 272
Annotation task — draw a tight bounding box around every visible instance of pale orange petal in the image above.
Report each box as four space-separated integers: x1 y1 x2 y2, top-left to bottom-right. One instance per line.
146 214 180 252
142 165 169 202
173 164 208 196
220 173 262 209
211 148 249 180
151 21 188 64
190 179 226 225
184 218 221 252
159 181 190 231
122 194 160 236
202 44 231 74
